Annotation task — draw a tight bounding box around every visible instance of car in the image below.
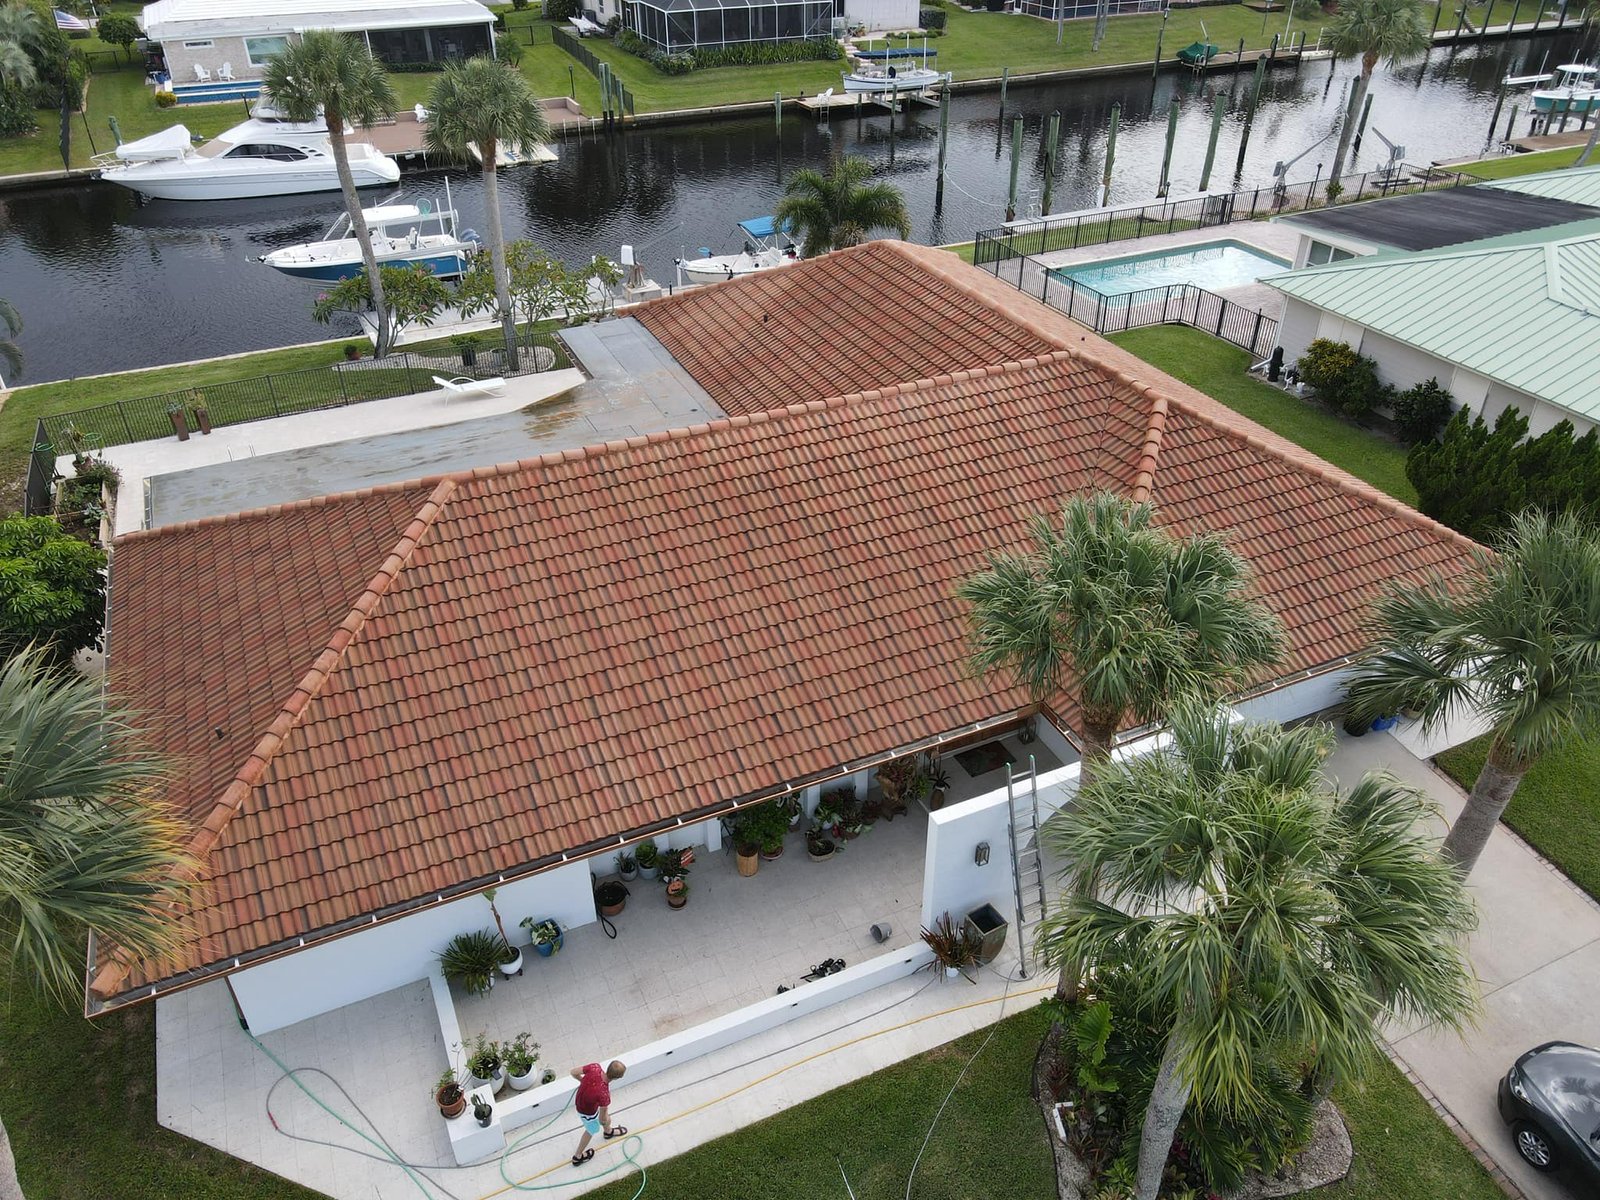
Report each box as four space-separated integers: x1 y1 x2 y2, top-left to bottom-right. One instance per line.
1497 1041 1600 1188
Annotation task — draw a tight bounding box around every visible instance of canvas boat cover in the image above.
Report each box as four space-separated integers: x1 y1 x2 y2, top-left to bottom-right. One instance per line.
116 124 193 161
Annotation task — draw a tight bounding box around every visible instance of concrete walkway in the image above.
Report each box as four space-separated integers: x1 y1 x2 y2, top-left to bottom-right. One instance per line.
1327 732 1600 1200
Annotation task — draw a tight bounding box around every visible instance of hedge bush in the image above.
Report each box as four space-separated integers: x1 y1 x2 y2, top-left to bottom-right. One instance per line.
1393 377 1453 445
920 6 948 28
1295 338 1383 420
544 0 580 20
617 28 842 72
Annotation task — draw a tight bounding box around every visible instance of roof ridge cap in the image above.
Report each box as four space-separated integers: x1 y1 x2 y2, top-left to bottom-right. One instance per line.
1127 383 1171 503
88 476 460 1001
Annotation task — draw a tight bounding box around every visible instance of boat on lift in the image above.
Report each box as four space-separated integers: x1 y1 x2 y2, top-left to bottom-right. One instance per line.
1530 63 1599 114
675 216 800 286
94 102 399 201
842 37 946 95
259 184 478 282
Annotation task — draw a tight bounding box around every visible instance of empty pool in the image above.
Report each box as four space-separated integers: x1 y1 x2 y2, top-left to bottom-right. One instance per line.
1052 240 1290 296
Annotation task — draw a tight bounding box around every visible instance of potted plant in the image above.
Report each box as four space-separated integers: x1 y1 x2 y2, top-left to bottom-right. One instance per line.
928 762 950 810
435 1069 467 1119
167 402 189 441
665 878 689 909
344 342 362 361
192 395 212 435
1341 708 1369 738
440 929 507 997
450 332 477 369
776 792 803 827
806 829 835 861
920 912 979 979
595 879 627 916
520 917 564 957
541 1067 557 1085
472 1094 493 1127
484 887 522 978
734 829 760 878
659 847 693 907
618 850 638 881
505 1032 541 1091
636 839 659 880
465 1033 506 1093
904 770 932 815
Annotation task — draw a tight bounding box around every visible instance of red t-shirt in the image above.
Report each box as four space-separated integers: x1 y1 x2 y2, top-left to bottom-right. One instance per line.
575 1063 610 1113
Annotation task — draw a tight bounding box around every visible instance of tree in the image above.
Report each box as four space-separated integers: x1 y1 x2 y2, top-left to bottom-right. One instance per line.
1324 0 1430 188
0 646 195 1200
0 298 19 383
1406 406 1528 540
0 3 42 91
773 155 911 257
95 12 140 63
263 32 398 355
956 492 1285 781
312 263 450 345
0 515 106 664
1040 705 1477 1200
1344 509 1600 876
456 239 568 348
425 57 550 373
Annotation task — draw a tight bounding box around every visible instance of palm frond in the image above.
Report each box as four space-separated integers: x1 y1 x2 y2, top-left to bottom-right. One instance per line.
423 56 549 165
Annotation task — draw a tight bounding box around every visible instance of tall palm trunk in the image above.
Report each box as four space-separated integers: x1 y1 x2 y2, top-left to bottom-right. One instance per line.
1053 706 1121 1002
326 102 391 357
0 1114 22 1200
1135 1030 1194 1200
481 139 520 373
1440 734 1529 874
1327 55 1375 192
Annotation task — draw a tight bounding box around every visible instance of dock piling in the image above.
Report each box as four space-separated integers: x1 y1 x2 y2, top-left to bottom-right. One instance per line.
1236 56 1267 172
1156 100 1179 198
1101 102 1120 208
1505 102 1518 141
1489 84 1507 138
1351 92 1373 155
775 91 782 130
1006 114 1023 222
1000 66 1010 107
1152 9 1169 80
1041 110 1060 216
935 85 951 211
1199 91 1226 191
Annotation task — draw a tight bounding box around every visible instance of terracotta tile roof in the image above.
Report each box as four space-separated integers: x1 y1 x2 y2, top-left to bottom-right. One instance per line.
91 243 1479 1005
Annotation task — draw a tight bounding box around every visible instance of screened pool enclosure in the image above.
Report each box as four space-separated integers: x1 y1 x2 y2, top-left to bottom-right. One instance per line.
628 0 836 54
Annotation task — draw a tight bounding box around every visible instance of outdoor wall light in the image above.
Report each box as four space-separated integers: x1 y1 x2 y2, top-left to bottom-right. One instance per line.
974 842 991 866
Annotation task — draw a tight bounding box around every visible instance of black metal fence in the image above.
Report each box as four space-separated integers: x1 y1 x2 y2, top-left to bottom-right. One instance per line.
973 165 1473 268
24 420 55 517
552 27 637 116
1038 274 1280 357
38 336 567 462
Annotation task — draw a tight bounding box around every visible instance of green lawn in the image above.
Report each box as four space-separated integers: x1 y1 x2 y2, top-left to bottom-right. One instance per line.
1458 146 1588 179
1437 735 1600 902
1109 327 1418 507
0 980 319 1200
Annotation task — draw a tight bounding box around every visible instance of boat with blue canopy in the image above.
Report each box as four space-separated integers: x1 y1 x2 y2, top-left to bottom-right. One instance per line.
676 215 800 286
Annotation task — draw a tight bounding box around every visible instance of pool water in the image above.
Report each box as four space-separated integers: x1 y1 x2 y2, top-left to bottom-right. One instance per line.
1052 240 1290 297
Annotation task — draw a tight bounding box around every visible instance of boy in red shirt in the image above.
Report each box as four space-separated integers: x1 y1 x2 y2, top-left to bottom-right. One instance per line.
570 1059 627 1167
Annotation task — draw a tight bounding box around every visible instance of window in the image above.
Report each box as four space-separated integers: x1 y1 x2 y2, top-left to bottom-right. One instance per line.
182 39 213 49
225 143 307 161
1307 241 1357 266
245 36 291 66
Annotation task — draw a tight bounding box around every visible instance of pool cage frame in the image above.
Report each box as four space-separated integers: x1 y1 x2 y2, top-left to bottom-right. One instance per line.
627 0 837 54
1015 0 1158 20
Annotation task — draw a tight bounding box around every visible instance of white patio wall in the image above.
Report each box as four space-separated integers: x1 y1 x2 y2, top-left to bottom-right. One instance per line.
585 815 722 878
1231 666 1352 727
229 860 597 1035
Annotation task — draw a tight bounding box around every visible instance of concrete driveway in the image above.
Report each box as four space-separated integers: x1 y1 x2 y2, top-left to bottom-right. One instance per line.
1326 733 1600 1200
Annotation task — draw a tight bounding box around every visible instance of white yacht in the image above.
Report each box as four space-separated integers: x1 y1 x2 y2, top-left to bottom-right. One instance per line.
95 108 400 201
260 188 479 283
842 38 946 95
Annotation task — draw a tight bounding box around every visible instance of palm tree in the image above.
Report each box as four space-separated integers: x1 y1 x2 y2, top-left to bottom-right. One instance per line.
957 492 1285 783
0 647 194 1199
1324 0 1430 188
773 155 911 257
1041 705 1477 1200
1343 510 1600 876
0 2 42 94
0 299 20 384
263 32 398 355
425 56 549 373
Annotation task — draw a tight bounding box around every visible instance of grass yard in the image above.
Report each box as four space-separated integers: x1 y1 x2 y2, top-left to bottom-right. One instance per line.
1436 735 1600 902
1109 327 1418 507
0 978 319 1200
1458 145 1588 179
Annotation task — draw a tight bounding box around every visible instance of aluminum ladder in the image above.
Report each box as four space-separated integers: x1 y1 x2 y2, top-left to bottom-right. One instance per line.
1004 755 1049 980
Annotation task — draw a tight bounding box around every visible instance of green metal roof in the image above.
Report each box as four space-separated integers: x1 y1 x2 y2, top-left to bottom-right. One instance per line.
1268 218 1600 422
1480 163 1600 207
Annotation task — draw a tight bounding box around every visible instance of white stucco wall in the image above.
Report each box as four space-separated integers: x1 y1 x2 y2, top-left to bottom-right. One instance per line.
845 0 921 31
1276 296 1322 363
1230 666 1354 727
229 859 598 1035
585 815 722 878
1479 381 1590 437
921 790 1015 934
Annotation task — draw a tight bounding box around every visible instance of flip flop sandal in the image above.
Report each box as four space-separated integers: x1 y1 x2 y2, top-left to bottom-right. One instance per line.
604 1125 628 1139
571 1149 595 1167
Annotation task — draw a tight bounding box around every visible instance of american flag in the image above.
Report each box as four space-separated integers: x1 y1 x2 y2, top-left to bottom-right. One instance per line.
53 9 91 31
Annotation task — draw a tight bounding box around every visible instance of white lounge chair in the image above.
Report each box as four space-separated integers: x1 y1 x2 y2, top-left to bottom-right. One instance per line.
432 375 506 398
218 61 235 81
192 63 211 83
413 103 430 122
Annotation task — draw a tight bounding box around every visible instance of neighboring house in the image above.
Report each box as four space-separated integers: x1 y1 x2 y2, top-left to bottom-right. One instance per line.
843 0 920 32
1270 218 1600 437
1017 0 1161 21
144 0 496 89
627 0 834 54
88 243 1477 1112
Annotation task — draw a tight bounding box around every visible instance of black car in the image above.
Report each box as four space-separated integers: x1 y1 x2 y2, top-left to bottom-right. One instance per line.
1498 1041 1600 1188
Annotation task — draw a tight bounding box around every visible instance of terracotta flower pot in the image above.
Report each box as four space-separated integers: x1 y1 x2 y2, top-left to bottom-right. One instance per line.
437 1086 466 1119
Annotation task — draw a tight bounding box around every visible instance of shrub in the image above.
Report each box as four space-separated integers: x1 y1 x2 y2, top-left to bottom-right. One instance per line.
0 515 107 662
691 38 843 67
1393 377 1453 445
154 89 177 106
1407 407 1529 541
1295 337 1381 420
495 31 524 65
920 6 948 27
0 82 37 136
512 0 529 8
544 0 580 19
605 13 622 33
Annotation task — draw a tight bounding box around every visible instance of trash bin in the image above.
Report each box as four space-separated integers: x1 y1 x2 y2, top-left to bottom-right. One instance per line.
964 903 1008 965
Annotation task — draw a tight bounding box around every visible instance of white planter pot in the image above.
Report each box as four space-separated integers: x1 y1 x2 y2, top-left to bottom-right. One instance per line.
469 1066 507 1093
499 947 523 977
508 1068 538 1092
638 864 659 880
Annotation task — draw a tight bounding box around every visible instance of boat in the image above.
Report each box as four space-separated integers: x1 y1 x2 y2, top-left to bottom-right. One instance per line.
467 140 558 169
1176 41 1219 66
94 105 400 201
259 187 479 283
842 37 946 95
676 216 800 286
1530 63 1599 114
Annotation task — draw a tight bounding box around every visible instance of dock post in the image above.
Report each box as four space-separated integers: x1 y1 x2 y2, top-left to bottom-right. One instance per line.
1236 56 1266 172
1351 91 1373 155
1488 84 1507 137
1267 31 1278 66
775 91 782 130
1156 101 1179 197
935 85 951 211
1559 93 1574 133
1199 91 1226 190
598 62 612 125
1479 0 1493 38
1006 114 1023 221
1153 10 1168 80
1101 102 1120 207
1505 102 1518 141
1041 109 1060 215
1000 65 1009 107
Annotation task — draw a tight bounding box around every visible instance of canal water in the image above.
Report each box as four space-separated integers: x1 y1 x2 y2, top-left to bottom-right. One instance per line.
0 28 1588 384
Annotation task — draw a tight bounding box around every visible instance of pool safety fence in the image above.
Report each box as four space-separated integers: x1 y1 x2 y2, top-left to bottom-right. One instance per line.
24 421 54 518
972 164 1473 268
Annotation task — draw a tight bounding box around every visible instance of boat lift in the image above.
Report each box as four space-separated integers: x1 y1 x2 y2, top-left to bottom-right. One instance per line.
1270 131 1333 206
1368 127 1406 187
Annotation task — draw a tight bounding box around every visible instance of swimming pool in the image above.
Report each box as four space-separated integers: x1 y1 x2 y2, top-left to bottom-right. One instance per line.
1051 240 1290 297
